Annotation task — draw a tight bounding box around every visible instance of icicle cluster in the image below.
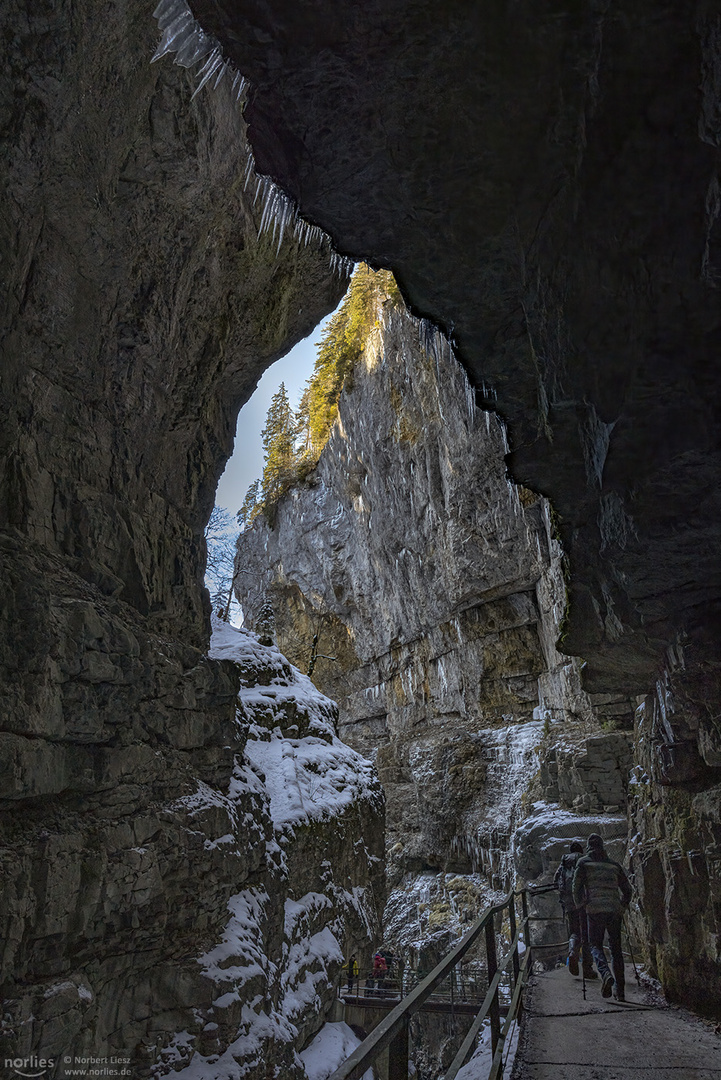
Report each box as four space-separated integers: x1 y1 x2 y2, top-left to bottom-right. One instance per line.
152 0 246 100
151 0 354 276
418 317 450 368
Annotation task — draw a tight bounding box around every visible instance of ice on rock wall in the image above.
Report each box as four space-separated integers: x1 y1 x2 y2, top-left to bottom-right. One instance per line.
151 0 354 276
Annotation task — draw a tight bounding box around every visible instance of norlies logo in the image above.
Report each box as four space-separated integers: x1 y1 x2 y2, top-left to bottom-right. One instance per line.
4 1057 55 1078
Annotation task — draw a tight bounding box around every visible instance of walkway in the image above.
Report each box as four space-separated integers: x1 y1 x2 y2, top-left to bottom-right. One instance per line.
512 964 721 1080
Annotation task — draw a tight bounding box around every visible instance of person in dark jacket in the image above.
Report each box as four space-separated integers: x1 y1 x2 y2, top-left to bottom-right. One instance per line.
572 833 632 1001
345 954 359 994
553 841 597 980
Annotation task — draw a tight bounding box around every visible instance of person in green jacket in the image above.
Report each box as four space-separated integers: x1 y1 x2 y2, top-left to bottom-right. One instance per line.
572 833 632 1001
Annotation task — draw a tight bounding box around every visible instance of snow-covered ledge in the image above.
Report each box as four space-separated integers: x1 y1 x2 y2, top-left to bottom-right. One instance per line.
153 618 385 1079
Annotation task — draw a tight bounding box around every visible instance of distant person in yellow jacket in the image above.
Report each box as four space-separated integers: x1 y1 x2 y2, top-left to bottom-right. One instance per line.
573 833 632 1001
345 954 359 994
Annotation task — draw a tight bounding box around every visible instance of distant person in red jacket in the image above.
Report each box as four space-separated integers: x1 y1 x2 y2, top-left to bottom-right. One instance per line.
373 952 388 994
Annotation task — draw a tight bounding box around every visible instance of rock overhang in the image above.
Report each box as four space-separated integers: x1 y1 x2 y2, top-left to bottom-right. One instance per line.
187 0 721 692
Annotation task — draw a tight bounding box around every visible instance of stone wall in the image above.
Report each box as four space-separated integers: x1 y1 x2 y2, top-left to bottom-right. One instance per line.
539 730 633 814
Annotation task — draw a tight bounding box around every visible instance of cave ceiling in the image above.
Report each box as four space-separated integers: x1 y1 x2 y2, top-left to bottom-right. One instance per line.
190 0 721 693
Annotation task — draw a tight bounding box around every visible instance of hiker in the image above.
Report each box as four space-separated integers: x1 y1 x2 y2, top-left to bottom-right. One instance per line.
373 951 388 995
553 841 598 981
345 954 359 994
572 832 632 1001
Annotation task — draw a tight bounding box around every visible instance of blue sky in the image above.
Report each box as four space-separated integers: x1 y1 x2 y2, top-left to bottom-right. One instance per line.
215 302 341 516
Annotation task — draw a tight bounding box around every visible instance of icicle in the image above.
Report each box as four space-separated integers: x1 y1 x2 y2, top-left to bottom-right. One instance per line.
190 48 224 98
174 31 213 68
213 59 229 89
150 0 353 277
243 153 256 191
153 0 186 27
152 11 195 61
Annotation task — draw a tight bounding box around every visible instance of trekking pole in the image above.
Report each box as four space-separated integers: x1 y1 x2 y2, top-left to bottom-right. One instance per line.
624 915 641 985
580 906 587 1001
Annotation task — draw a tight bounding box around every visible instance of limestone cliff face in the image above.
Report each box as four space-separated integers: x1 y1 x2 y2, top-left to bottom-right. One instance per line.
234 282 721 1006
1 613 384 1075
1 0 369 1072
235 306 633 891
627 661 721 1015
1 0 345 648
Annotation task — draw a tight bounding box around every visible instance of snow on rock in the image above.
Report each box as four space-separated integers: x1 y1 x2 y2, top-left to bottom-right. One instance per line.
211 616 338 741
281 892 346 1027
455 1017 520 1080
300 1022 373 1080
197 888 274 998
210 615 383 834
245 729 381 832
281 922 344 1024
155 619 384 1079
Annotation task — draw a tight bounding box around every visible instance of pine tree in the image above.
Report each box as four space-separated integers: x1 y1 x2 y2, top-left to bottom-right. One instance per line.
260 382 297 506
294 384 314 477
237 479 260 530
242 267 401 528
306 264 400 458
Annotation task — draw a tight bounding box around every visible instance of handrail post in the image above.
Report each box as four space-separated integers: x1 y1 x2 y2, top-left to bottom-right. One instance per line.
508 893 519 988
388 1016 409 1080
485 916 500 1055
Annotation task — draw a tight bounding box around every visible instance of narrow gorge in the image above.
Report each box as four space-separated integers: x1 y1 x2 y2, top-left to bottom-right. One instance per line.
2 0 721 1078
233 276 639 1075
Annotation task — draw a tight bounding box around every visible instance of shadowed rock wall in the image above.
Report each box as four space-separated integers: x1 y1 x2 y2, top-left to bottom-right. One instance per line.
0 0 363 1071
1 0 344 646
191 0 721 694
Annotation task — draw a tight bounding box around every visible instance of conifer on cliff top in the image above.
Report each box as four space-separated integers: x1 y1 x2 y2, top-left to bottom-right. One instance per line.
249 264 400 521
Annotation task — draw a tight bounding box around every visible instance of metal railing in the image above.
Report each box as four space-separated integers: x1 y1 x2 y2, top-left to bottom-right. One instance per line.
340 966 490 1006
328 889 530 1080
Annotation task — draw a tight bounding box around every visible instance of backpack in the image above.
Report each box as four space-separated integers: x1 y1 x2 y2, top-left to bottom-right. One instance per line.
556 852 580 908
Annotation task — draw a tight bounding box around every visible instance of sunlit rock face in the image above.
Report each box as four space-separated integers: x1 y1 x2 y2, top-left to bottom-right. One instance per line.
235 306 633 888
0 0 354 1071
